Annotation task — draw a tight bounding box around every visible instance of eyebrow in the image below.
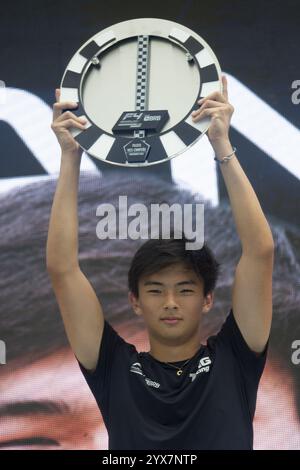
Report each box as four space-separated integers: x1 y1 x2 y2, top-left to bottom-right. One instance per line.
0 400 71 418
143 280 197 287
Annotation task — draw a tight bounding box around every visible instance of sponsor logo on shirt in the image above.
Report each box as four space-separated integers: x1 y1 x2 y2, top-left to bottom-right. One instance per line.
130 355 212 388
130 362 144 376
130 362 161 388
189 356 212 382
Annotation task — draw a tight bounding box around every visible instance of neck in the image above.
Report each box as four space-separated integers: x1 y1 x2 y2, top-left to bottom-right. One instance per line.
148 334 202 363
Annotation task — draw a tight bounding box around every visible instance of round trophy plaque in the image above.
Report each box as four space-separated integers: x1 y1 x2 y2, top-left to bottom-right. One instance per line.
60 18 222 167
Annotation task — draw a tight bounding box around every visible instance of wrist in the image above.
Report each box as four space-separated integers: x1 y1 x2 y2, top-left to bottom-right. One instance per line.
61 149 82 163
210 138 233 159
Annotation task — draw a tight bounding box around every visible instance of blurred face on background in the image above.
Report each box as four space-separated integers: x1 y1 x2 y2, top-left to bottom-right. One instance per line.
0 348 107 450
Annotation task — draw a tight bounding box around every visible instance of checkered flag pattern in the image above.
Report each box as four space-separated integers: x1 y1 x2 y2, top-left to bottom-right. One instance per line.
134 35 150 139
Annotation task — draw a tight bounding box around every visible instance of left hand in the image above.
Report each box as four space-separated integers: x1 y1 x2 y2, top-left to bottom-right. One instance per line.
192 75 234 144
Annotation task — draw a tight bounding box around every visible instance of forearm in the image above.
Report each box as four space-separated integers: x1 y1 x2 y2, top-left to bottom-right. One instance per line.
212 138 274 255
46 150 81 273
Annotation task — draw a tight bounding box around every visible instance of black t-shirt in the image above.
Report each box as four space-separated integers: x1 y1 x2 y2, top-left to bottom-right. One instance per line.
76 308 268 450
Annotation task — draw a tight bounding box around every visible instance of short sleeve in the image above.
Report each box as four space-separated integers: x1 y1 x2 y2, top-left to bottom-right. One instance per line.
75 319 128 425
215 308 269 386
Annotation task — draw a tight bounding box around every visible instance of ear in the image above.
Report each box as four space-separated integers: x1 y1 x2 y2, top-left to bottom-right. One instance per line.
202 291 214 315
128 291 143 317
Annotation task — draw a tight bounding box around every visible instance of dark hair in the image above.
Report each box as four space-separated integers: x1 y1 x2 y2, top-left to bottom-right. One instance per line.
127 232 220 298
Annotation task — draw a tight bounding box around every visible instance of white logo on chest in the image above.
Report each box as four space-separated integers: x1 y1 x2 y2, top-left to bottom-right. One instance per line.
130 362 161 388
189 356 212 382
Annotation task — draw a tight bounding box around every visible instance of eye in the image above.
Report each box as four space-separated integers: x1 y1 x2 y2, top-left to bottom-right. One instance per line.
180 289 194 293
147 290 162 293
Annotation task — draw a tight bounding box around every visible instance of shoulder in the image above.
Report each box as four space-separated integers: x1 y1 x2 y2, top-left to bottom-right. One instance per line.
207 308 269 373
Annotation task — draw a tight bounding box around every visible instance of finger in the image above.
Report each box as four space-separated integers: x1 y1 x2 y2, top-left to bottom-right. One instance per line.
192 101 224 119
198 90 226 104
192 99 223 114
52 118 87 131
53 101 79 121
55 110 86 124
63 118 87 130
192 107 221 122
222 75 228 101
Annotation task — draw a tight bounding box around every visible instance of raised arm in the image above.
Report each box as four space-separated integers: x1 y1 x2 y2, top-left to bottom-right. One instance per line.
192 76 274 353
46 90 104 371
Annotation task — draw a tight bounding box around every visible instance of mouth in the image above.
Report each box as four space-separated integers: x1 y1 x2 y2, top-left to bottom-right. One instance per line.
160 317 182 325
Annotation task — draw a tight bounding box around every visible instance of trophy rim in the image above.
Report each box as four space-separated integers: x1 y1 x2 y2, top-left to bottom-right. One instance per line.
59 18 222 168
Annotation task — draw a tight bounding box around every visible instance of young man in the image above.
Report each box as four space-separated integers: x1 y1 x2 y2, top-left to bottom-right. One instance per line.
47 76 274 449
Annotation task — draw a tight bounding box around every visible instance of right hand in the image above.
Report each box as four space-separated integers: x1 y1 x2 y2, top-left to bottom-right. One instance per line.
51 88 87 155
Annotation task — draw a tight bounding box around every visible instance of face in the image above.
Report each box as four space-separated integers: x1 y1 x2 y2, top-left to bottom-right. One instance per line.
128 263 213 348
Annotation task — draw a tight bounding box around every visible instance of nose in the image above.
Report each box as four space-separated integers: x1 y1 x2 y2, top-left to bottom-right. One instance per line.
163 292 178 310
